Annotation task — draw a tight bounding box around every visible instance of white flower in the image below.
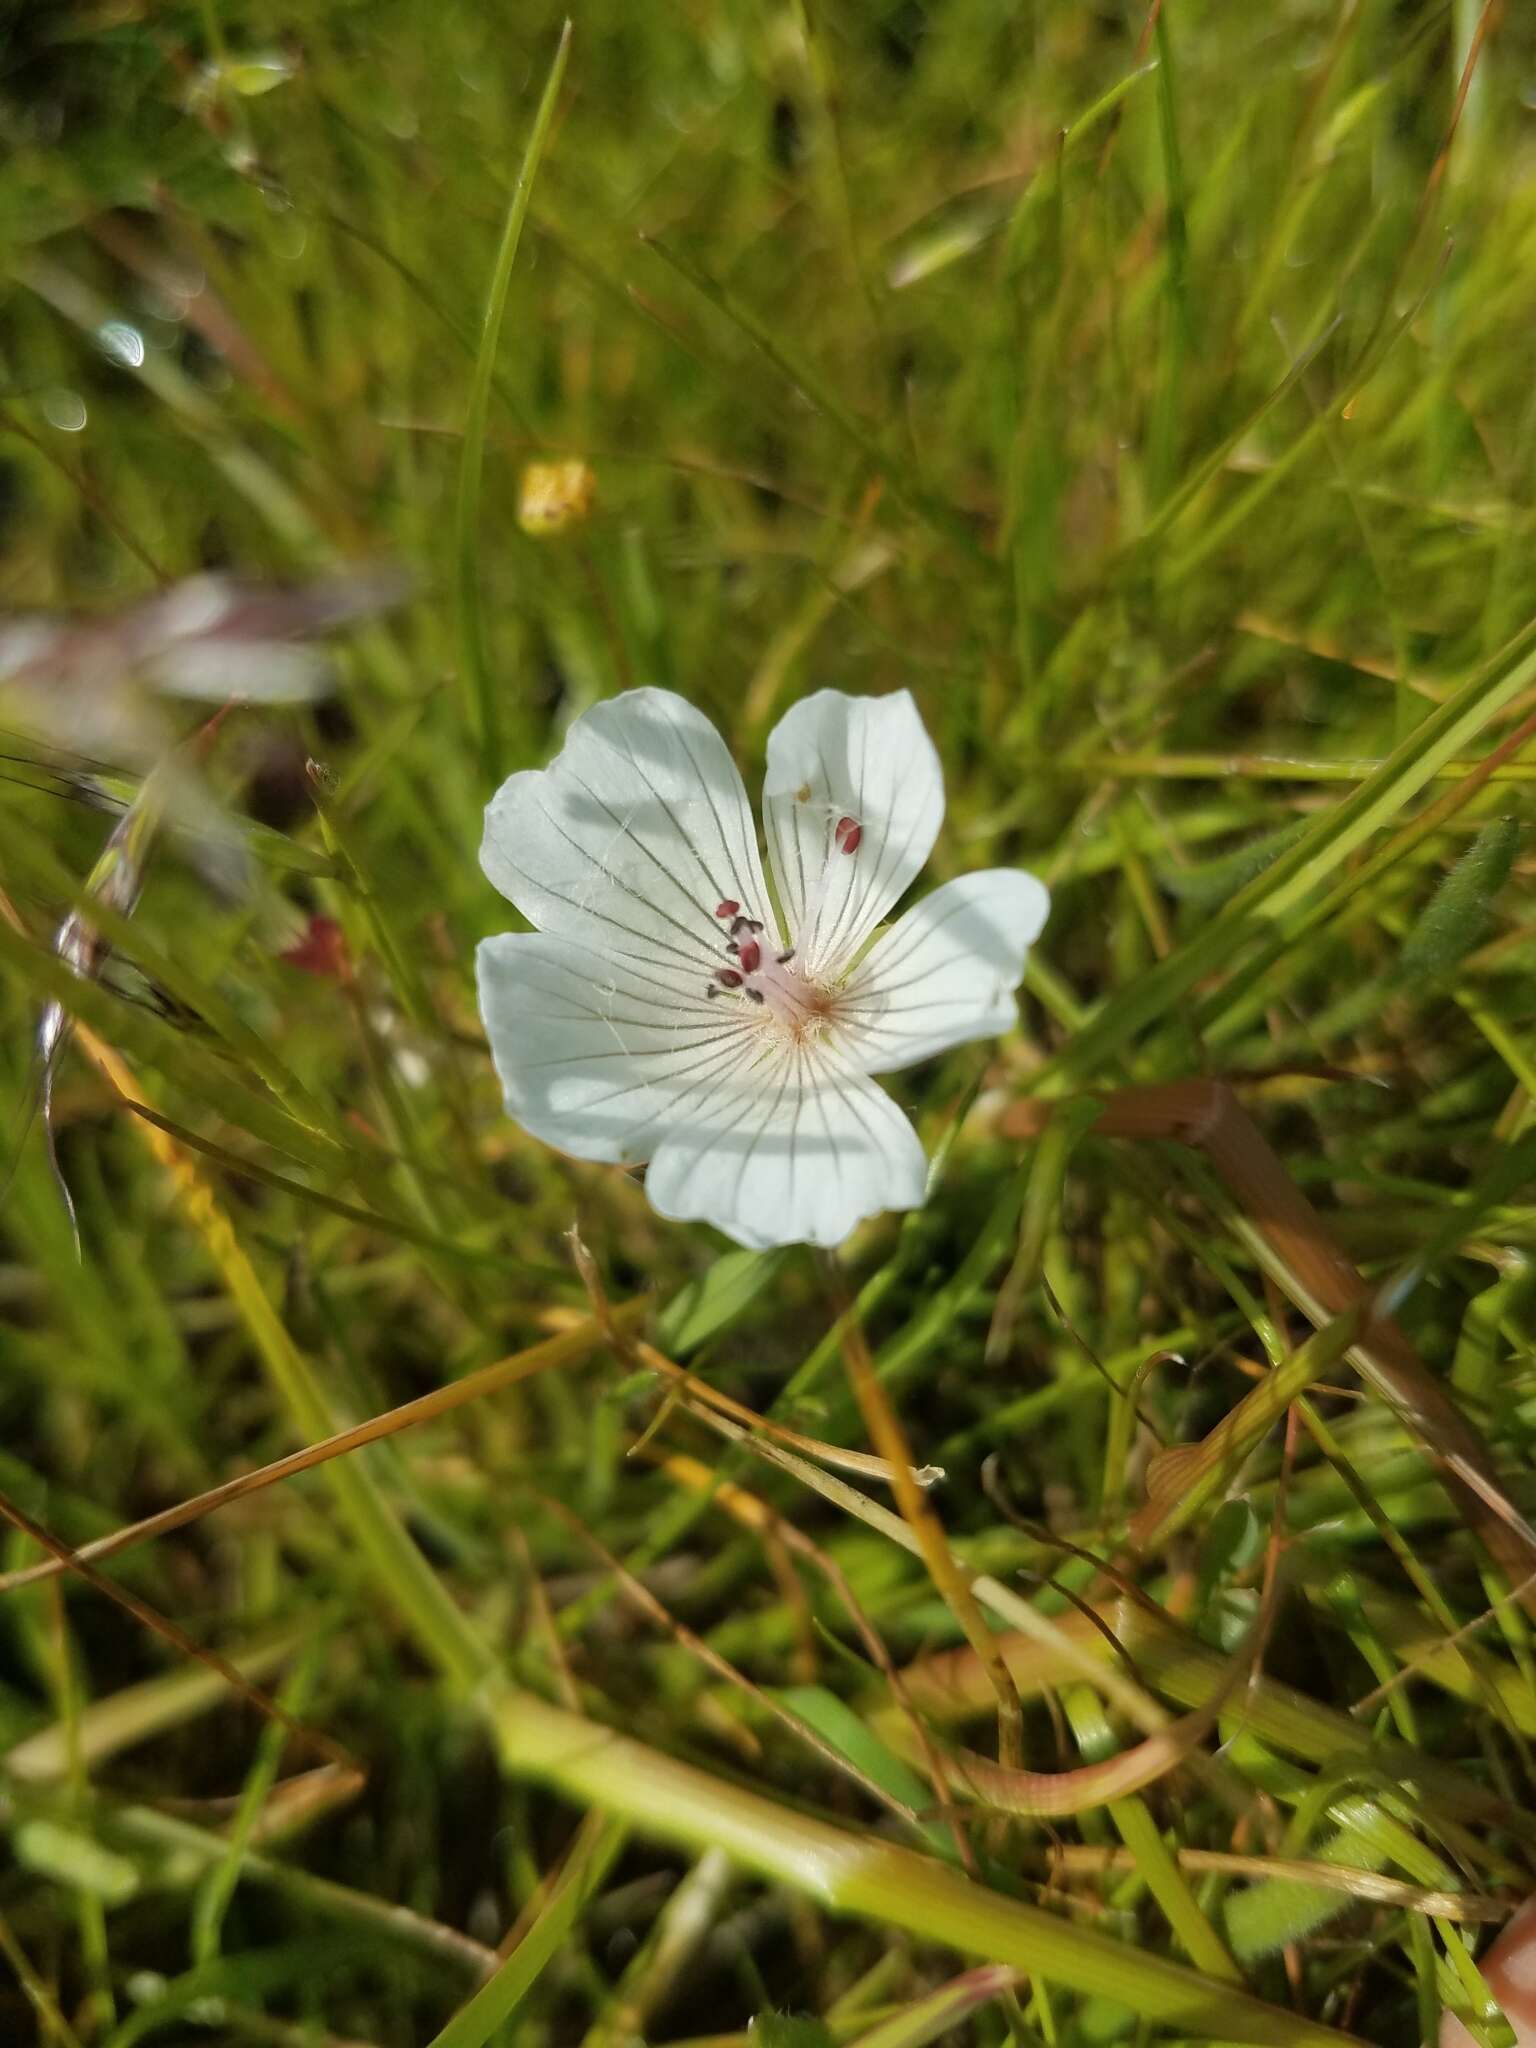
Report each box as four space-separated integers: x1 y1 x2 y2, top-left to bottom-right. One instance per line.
476 688 1048 1250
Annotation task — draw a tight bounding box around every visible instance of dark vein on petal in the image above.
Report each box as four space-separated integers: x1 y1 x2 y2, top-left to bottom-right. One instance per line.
670 713 765 920
504 965 722 1024
541 1034 758 1120
501 822 716 978
550 769 724 961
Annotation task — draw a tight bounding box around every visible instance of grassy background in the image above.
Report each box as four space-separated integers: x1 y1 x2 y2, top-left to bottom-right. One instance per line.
3 2 1536 2043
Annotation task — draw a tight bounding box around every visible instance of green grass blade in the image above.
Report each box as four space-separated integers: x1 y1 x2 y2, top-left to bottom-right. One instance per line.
455 19 572 783
491 1690 1363 2048
1047 606 1536 1083
424 1816 627 2048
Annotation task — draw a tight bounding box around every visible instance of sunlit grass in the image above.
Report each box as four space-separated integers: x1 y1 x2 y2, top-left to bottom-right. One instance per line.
2 4 1535 2044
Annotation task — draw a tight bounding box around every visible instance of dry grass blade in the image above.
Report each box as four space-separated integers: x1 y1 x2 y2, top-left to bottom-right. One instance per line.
1001 1081 1536 1608
535 1489 926 1833
893 1599 1532 1839
826 1263 1025 1780
1352 1566 1536 1719
0 1484 359 1780
1130 1306 1362 1554
561 1251 939 1487
645 1306 1333 1849
936 1632 1254 1821
3 1631 305 1784
0 1310 637 1597
1044 1846 1511 1922
679 1383 1176 1738
844 1965 1019 2048
0 1911 84 2048
674 1374 1531 1841
631 1332 940 1485
650 1447 976 1870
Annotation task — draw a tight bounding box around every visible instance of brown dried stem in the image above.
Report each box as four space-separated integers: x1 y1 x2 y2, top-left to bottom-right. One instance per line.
1001 1080 1536 1610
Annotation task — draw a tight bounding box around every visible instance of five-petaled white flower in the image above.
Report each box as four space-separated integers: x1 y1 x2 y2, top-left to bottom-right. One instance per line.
476 689 1048 1250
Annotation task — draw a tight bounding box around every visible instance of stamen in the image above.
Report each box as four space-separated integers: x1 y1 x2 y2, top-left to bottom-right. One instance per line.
708 898 830 1040
834 815 862 855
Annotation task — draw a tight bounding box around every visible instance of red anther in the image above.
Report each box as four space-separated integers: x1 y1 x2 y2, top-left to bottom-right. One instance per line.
716 967 743 988
715 899 740 919
736 938 762 974
281 914 349 981
834 815 862 854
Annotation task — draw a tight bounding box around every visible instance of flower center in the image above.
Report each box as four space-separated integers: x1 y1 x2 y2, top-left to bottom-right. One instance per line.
706 903 828 1034
703 813 863 1039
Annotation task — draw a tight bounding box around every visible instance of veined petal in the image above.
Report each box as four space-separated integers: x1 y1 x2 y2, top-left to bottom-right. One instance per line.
836 869 1049 1074
762 690 943 981
644 1040 928 1250
477 932 760 1166
481 688 778 989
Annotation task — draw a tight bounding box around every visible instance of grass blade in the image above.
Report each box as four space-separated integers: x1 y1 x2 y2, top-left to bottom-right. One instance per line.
424 1815 627 2048
456 19 572 782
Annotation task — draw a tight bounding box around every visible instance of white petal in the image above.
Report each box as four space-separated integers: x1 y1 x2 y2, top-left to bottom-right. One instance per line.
836 869 1049 1074
762 690 943 981
477 931 759 1166
643 1040 928 1250
152 643 331 702
0 619 61 678
481 689 778 991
